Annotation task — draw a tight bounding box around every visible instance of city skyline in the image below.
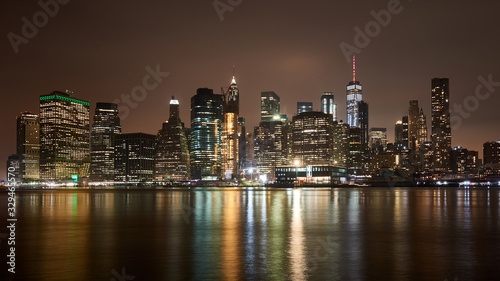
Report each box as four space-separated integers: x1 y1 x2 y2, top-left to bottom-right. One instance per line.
1 0 500 180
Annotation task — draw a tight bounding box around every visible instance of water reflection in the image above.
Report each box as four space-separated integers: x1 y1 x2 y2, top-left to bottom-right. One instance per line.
8 187 500 280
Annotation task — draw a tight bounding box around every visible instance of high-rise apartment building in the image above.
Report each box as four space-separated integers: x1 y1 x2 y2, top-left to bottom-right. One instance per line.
222 74 240 179
431 78 451 172
292 112 333 166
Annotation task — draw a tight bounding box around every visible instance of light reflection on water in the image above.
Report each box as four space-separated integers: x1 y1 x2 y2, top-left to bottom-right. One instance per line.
5 187 500 280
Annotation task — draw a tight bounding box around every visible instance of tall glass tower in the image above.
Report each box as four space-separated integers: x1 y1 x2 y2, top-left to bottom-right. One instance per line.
431 78 451 172
190 88 224 180
222 71 240 179
90 103 121 181
321 92 337 121
346 55 363 128
39 91 90 181
261 91 280 122
16 112 40 182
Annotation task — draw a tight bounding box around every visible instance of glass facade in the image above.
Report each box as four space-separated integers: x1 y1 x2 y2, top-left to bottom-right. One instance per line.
431 78 451 172
321 92 337 122
260 91 280 122
297 102 313 115
190 88 224 180
114 133 156 182
16 112 40 182
292 111 333 166
39 91 90 181
222 77 240 179
90 103 121 181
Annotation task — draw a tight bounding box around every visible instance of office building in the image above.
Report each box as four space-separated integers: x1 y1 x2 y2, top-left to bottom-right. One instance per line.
261 91 280 122
114 133 156 182
190 88 224 180
297 102 313 115
321 92 337 121
90 103 121 181
369 128 387 154
155 97 190 181
39 91 90 181
450 146 478 175
346 55 363 128
484 140 500 164
332 121 349 168
6 154 21 184
16 112 40 182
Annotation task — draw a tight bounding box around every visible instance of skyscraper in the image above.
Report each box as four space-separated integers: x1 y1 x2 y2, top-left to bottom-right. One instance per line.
16 112 40 182
431 78 451 172
297 102 313 115
394 120 403 145
190 88 224 180
261 91 280 122
90 103 121 181
254 91 287 180
483 140 500 164
155 96 190 181
369 128 387 153
417 108 428 147
39 91 90 181
408 100 420 151
292 112 334 166
114 133 156 182
321 92 337 121
332 121 349 168
222 73 240 179
346 55 363 128
359 101 369 145
402 114 409 148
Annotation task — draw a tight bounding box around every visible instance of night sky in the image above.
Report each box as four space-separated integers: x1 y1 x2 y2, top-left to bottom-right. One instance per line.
1 0 499 180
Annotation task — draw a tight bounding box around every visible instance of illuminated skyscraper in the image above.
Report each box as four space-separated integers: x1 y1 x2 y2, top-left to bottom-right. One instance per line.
90 103 121 181
395 120 403 146
359 101 369 145
321 92 337 121
417 108 428 147
297 102 313 115
408 100 420 151
16 112 40 182
155 96 190 181
254 120 286 180
346 55 363 128
190 88 224 180
332 121 349 168
292 112 333 165
114 133 156 182
222 73 240 179
369 127 387 154
402 114 409 148
39 91 90 181
431 78 451 172
261 91 280 122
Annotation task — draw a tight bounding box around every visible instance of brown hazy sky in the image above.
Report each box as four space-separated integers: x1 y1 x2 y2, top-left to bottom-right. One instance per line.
1 0 500 180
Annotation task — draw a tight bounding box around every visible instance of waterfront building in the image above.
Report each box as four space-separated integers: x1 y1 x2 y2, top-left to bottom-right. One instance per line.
90 103 121 181
114 133 156 182
16 112 40 182
431 78 451 172
39 91 90 181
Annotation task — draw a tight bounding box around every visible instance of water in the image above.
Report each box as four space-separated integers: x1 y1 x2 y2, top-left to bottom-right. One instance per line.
2 187 500 280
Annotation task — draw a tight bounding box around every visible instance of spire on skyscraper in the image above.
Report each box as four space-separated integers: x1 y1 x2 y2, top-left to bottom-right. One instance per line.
231 66 237 85
352 54 356 82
